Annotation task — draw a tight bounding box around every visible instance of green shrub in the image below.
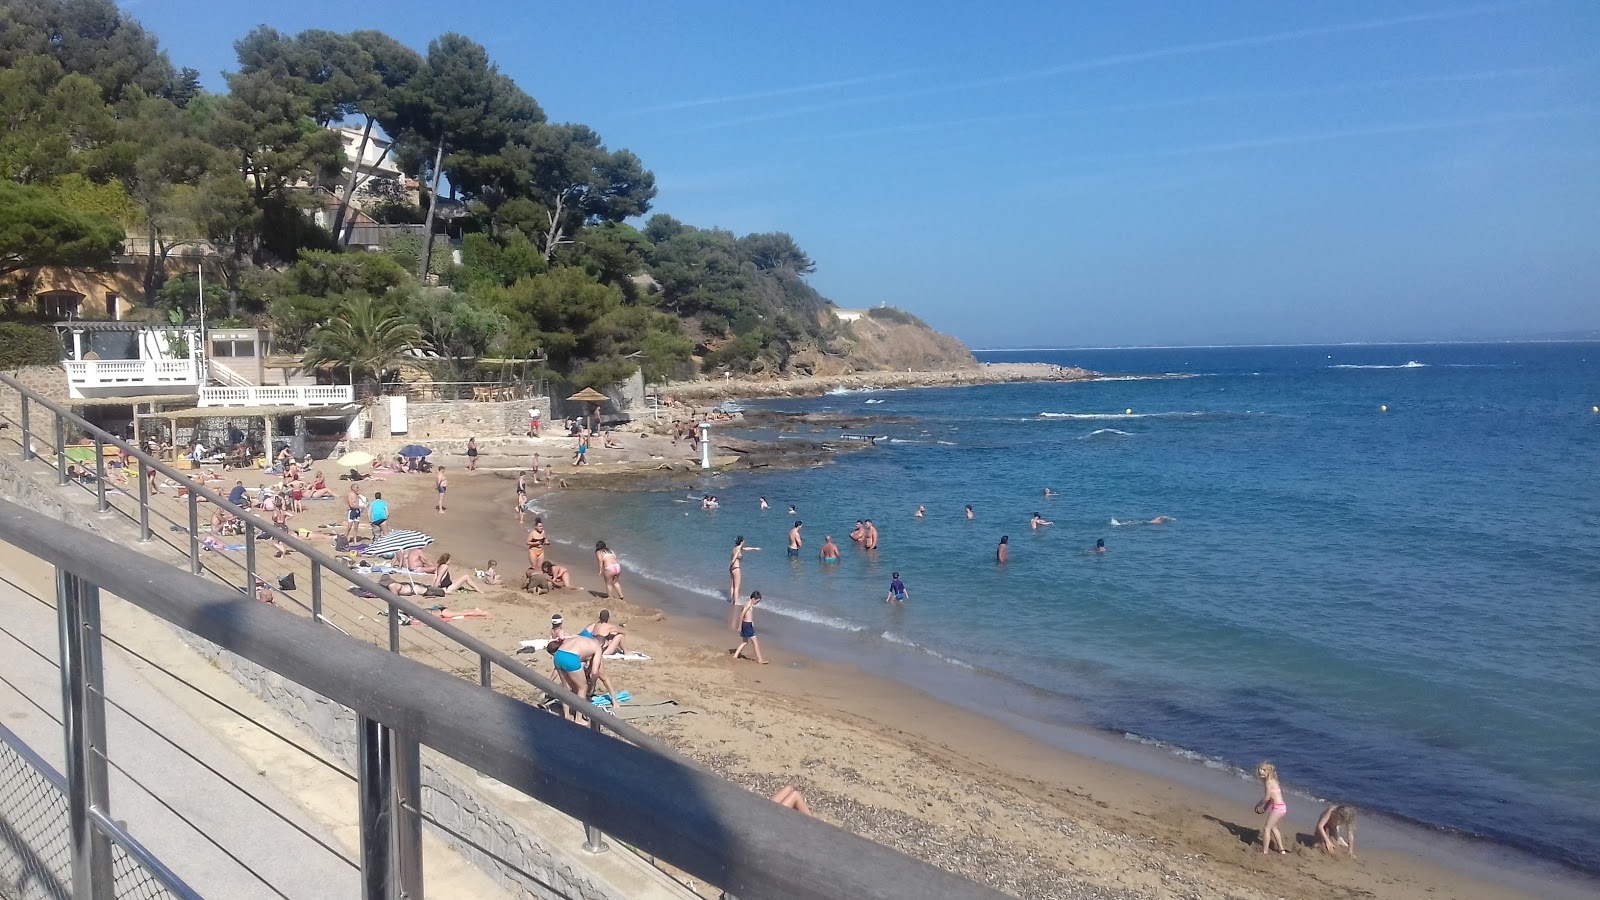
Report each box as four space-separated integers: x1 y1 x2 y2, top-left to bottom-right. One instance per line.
864 306 927 328
0 323 62 368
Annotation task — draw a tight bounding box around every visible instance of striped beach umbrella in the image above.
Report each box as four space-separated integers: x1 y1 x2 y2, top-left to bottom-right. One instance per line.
364 530 433 555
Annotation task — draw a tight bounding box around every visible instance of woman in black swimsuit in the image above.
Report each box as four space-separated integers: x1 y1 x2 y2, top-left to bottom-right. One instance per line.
728 535 759 605
466 437 479 471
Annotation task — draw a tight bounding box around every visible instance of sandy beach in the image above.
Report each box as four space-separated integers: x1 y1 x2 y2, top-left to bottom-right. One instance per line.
329 433 1587 900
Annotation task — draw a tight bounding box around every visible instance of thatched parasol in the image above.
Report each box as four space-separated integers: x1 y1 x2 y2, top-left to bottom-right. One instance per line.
567 387 609 403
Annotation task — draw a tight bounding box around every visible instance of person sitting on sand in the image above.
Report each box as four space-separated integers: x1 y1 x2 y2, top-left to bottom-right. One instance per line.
1253 761 1290 856
1316 804 1358 858
310 472 333 498
603 432 621 449
401 548 435 573
771 785 812 815
548 613 569 640
542 560 571 589
819 535 840 563
585 610 628 655
479 560 503 586
524 567 552 594
1031 512 1053 530
430 553 483 595
544 634 617 705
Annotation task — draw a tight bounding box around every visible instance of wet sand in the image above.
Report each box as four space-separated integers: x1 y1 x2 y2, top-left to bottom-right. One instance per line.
354 456 1591 900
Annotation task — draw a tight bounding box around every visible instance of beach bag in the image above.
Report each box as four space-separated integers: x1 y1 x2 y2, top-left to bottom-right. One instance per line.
334 535 350 552
277 573 296 591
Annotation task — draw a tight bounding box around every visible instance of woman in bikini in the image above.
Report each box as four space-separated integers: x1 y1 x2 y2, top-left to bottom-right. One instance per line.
309 471 333 498
541 560 571 589
431 552 481 595
526 517 548 569
595 541 624 600
728 535 759 603
1254 761 1290 855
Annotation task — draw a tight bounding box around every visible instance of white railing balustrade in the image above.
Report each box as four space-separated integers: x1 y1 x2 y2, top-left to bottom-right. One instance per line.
199 385 354 408
64 358 202 398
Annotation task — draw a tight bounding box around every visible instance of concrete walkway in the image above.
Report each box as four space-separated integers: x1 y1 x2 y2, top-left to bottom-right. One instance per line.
0 541 509 900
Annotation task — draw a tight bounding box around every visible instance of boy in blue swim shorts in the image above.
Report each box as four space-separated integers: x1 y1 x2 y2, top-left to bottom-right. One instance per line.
731 591 767 664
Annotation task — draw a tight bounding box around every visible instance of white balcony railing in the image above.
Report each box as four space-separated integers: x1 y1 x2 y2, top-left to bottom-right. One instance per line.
64 358 201 398
198 385 355 408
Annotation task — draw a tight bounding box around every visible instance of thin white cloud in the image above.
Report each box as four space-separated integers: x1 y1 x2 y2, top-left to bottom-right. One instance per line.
683 2 1541 132
796 65 1575 144
632 70 923 114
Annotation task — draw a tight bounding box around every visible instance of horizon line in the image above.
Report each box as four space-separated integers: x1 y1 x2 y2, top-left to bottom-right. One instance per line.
972 338 1600 351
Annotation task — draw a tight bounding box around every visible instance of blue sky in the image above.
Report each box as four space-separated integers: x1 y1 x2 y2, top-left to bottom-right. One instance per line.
126 1 1599 347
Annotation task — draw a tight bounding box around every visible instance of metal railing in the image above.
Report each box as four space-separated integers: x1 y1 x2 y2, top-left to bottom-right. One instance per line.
0 628 200 900
0 500 1001 900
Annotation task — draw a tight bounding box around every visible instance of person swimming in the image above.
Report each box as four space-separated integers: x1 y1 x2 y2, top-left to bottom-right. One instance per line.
965 504 974 520
1094 538 1106 553
1031 512 1053 530
997 535 1009 563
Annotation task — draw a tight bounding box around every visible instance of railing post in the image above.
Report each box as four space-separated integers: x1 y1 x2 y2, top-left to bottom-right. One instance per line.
388 600 400 652
392 734 424 900
56 412 69 486
20 394 32 460
57 569 114 900
478 654 491 688
311 561 323 622
357 716 394 900
93 436 107 512
187 491 200 575
245 523 257 597
137 462 151 542
582 716 610 855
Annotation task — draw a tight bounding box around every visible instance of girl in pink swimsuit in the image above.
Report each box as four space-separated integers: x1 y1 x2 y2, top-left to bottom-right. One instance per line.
1254 761 1290 855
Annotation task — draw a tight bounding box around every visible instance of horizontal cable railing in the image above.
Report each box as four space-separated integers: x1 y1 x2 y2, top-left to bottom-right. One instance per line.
0 498 1003 900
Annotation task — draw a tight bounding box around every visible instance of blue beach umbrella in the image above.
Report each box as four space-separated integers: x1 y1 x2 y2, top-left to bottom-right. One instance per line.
397 444 432 458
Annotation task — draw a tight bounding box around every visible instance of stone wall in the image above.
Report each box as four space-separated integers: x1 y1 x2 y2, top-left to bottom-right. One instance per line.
0 366 72 430
367 396 551 443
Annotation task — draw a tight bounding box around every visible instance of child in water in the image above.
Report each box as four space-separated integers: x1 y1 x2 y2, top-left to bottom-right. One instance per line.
885 572 908 603
1254 761 1290 855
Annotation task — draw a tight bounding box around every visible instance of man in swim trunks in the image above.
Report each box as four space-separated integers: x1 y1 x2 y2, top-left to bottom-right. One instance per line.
731 591 766 664
788 521 803 556
435 467 447 513
849 520 865 543
863 519 879 551
544 634 617 711
819 535 840 563
344 485 362 539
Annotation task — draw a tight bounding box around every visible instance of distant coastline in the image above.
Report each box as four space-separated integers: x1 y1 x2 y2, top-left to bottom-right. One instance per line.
661 361 1098 402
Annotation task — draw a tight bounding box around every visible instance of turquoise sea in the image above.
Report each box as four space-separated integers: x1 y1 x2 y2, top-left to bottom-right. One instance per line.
534 343 1600 876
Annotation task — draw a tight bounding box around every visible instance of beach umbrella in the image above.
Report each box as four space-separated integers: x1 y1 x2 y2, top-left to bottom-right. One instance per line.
338 450 375 467
567 387 609 403
365 529 433 555
397 444 432 458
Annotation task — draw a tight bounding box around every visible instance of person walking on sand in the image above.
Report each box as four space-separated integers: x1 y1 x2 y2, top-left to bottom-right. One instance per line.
595 541 624 600
573 434 589 466
885 572 908 603
997 535 1009 563
515 471 529 523
731 591 767 664
1254 761 1290 855
864 519 879 551
787 521 803 557
466 437 479 471
435 467 448 513
729 535 758 602
819 535 840 563
344 485 362 539
1031 512 1053 530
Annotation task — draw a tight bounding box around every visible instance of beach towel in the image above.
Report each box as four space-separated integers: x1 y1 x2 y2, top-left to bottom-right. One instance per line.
604 652 652 661
590 691 631 707
518 639 551 653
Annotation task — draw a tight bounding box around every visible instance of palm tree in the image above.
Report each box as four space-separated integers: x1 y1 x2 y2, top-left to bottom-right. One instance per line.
300 297 426 390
